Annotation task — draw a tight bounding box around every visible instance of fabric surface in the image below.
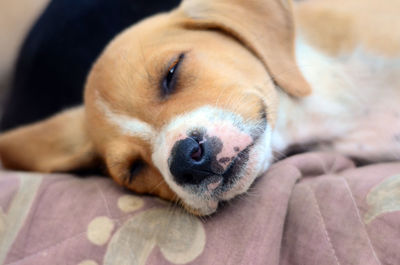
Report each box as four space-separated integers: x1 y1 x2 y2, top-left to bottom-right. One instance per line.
0 152 399 265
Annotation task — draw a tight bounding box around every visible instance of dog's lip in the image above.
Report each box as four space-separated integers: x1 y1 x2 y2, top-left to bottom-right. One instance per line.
208 124 266 197
207 179 222 191
200 143 253 201
222 143 252 183
221 120 267 181
184 200 219 216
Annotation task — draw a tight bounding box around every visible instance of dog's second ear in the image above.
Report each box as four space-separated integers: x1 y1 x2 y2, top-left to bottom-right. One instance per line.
179 0 311 97
0 106 98 172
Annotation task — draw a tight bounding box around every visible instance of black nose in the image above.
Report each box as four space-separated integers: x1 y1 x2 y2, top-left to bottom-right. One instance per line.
169 137 214 185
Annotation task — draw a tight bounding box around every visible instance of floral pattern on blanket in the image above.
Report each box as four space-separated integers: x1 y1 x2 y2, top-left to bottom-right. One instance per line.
364 174 400 224
1 153 400 265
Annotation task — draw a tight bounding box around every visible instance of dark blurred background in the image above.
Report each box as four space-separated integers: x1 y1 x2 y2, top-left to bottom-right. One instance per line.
0 0 180 131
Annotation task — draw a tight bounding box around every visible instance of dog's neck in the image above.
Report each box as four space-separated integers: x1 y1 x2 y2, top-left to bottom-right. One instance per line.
271 38 400 159
272 39 355 153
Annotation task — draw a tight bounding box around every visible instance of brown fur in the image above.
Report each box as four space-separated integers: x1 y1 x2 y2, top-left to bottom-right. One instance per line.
0 107 97 172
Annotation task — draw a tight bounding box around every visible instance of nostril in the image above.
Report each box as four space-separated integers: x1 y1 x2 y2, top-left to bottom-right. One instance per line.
169 136 211 185
190 143 203 161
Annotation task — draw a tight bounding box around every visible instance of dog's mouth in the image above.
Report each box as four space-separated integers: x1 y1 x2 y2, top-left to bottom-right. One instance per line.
203 142 253 194
182 143 267 216
222 143 252 183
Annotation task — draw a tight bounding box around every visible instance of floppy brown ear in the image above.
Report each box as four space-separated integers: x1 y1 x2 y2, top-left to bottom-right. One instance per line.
0 106 98 172
179 0 311 97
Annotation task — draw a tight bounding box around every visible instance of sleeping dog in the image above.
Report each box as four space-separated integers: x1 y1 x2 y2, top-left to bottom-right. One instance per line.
0 0 399 215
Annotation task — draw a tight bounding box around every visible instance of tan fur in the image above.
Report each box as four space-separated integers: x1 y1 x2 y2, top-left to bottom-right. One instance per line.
181 0 311 97
0 107 97 172
295 0 400 56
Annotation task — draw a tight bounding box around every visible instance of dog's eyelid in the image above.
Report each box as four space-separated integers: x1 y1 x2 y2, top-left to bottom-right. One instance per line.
161 53 185 98
128 159 145 183
167 53 184 73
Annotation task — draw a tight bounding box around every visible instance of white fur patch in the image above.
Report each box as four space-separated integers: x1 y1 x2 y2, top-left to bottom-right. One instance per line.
151 105 271 215
273 38 372 150
273 37 400 161
96 97 155 141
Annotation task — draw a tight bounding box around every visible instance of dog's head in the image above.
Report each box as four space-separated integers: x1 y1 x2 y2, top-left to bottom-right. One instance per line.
0 0 310 215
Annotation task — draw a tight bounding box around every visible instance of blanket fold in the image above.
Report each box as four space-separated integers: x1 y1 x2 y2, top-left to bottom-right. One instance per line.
0 152 399 265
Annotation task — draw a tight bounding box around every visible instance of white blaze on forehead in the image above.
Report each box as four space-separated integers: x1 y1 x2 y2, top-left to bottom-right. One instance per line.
96 97 155 141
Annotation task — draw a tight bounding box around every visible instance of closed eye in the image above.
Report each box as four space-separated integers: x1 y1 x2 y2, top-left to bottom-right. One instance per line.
127 159 145 184
161 53 185 98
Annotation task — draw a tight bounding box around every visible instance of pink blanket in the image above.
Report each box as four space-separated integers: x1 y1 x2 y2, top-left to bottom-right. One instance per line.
0 153 399 264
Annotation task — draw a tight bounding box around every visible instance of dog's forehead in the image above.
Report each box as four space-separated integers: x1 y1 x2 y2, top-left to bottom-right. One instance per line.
84 16 182 122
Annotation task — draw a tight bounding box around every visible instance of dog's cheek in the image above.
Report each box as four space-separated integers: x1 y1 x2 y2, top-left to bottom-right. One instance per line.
103 146 177 202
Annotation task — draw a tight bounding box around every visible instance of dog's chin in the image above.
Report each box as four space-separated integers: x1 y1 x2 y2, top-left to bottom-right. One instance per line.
180 164 266 216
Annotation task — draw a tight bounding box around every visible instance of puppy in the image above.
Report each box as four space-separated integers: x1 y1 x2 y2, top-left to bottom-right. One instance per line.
0 0 399 215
